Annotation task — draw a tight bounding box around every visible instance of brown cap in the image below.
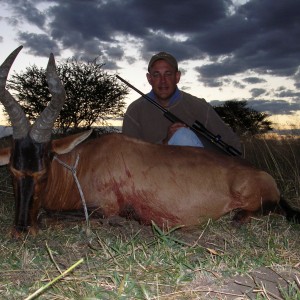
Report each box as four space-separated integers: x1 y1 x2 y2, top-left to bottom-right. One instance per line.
148 52 178 71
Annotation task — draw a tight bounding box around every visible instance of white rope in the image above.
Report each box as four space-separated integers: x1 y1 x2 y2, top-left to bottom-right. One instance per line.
53 154 90 230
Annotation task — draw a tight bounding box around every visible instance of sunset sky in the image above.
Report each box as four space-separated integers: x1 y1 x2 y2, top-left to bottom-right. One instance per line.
0 0 299 129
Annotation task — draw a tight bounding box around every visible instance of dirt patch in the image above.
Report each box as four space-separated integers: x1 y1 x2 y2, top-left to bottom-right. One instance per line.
187 265 300 299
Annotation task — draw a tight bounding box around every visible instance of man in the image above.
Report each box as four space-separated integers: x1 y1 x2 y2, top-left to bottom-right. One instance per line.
122 51 241 153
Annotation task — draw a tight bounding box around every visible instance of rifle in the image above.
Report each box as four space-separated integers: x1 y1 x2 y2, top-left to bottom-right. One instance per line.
116 75 242 157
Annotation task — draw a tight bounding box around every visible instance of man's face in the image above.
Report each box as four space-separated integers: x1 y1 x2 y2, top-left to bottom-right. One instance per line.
147 60 181 105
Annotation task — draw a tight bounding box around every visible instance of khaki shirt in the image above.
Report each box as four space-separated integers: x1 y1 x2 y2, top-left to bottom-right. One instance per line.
122 90 241 154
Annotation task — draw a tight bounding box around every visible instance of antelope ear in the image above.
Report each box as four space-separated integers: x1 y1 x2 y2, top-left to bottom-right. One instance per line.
0 147 11 165
51 129 93 155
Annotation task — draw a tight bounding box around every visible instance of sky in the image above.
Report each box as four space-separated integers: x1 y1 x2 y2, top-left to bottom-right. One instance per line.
0 0 300 129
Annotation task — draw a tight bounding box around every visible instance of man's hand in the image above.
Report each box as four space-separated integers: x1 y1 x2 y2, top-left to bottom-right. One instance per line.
162 122 186 144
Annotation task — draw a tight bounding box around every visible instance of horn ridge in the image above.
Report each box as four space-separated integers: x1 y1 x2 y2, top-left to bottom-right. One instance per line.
30 53 66 143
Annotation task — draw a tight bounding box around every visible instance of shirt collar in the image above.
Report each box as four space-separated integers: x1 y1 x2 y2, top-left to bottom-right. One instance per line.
148 87 180 107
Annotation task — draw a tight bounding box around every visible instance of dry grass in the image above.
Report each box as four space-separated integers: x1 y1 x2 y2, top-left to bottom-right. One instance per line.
243 134 300 207
0 134 299 299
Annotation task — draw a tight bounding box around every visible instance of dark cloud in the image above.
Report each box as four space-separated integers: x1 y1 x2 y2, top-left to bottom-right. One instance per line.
210 98 300 116
248 99 300 115
3 0 300 73
4 0 46 28
293 69 300 89
232 80 245 89
243 77 267 84
193 0 300 86
1 0 300 118
250 88 266 98
274 89 300 99
18 32 60 56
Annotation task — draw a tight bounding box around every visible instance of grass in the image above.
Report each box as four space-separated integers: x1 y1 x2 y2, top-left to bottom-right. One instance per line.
243 134 300 205
0 134 300 299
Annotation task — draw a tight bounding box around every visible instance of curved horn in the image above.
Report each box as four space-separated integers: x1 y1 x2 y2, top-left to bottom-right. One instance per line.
0 46 31 139
30 53 66 143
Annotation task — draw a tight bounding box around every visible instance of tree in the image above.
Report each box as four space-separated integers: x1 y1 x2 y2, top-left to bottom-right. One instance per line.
6 58 128 133
213 100 273 138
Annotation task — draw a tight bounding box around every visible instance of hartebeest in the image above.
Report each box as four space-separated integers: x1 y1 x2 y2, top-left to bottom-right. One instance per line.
0 47 299 237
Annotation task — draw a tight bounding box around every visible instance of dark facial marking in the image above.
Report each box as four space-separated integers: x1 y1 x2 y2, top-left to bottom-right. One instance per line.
10 135 51 231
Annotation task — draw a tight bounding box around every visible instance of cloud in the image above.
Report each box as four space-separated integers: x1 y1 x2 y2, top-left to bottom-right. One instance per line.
248 99 300 115
232 80 246 89
18 32 60 56
210 98 300 115
7 0 46 28
3 0 300 77
1 0 299 120
250 88 266 97
243 77 267 84
275 89 300 99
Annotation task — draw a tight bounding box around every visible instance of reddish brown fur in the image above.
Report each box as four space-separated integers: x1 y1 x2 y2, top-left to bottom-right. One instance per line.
34 133 281 229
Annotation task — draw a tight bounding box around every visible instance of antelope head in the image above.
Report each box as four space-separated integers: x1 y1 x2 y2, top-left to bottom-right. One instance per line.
0 46 66 236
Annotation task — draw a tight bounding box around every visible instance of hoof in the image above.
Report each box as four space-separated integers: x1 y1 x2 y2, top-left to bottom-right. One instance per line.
10 225 40 238
231 210 252 227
